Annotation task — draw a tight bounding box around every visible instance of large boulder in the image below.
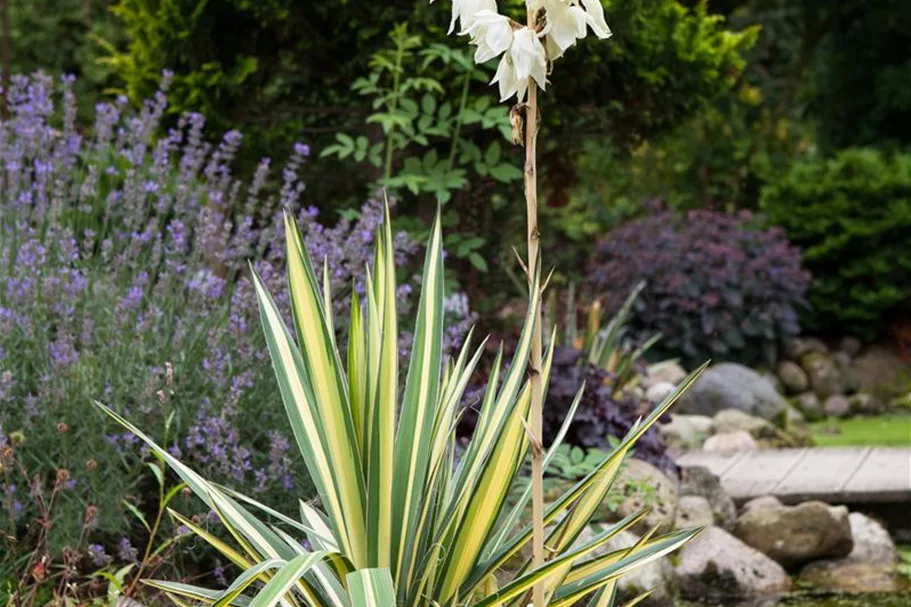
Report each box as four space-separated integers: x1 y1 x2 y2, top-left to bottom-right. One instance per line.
575 527 676 606
675 526 792 601
676 363 788 421
713 409 779 440
799 513 899 593
704 430 759 454
800 352 845 398
679 466 736 530
733 502 853 569
603 459 678 535
777 361 809 394
852 345 909 399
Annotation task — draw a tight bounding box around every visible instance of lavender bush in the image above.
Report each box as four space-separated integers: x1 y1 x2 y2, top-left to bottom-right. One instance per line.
0 72 472 552
588 207 811 367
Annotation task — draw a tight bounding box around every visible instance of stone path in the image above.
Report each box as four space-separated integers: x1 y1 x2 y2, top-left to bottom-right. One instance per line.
677 447 911 505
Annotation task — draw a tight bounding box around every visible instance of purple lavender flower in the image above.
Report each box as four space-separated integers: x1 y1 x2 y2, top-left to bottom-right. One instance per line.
117 537 138 563
0 72 475 542
88 543 111 567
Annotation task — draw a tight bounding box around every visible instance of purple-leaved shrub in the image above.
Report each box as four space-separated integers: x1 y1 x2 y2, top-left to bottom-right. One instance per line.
588 208 811 367
0 72 473 551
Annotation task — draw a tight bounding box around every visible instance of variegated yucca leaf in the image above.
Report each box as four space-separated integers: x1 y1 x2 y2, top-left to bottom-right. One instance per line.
97 201 702 607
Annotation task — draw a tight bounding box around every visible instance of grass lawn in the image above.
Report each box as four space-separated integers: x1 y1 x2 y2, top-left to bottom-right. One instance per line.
810 414 911 447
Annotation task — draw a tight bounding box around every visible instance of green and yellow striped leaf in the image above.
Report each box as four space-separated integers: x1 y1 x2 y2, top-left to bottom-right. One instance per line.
347 568 397 607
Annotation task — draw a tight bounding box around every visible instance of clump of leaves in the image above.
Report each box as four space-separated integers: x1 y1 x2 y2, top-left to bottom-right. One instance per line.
588 208 810 367
321 23 521 203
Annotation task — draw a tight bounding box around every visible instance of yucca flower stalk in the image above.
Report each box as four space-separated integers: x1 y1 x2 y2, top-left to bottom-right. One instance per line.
97 201 702 606
432 1 613 604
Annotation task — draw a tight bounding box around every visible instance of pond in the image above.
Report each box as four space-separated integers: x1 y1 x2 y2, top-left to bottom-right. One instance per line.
681 593 911 607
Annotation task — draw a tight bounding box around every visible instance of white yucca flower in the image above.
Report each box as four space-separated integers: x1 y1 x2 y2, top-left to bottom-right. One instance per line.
464 9 515 63
491 28 548 101
436 0 612 101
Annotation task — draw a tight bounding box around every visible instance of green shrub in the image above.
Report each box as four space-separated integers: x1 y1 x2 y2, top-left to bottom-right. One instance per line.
761 148 911 337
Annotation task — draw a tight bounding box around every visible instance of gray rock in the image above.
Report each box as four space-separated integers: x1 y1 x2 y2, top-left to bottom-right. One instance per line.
713 409 779 440
840 336 863 357
800 352 845 399
675 526 792 601
575 527 676 606
799 513 899 592
761 370 786 395
794 392 824 421
680 466 737 530
848 393 879 414
675 495 715 529
658 414 713 450
676 363 789 421
833 351 861 394
740 495 783 515
777 361 809 394
799 562 900 593
833 350 853 369
733 502 853 569
846 512 898 565
645 361 688 387
704 430 759 454
823 394 851 418
646 381 676 405
784 403 806 425
607 459 679 535
786 337 829 359
852 346 909 399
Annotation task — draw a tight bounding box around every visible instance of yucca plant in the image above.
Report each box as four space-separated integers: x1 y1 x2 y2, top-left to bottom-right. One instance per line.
97 204 702 607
